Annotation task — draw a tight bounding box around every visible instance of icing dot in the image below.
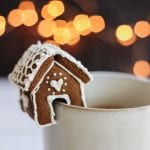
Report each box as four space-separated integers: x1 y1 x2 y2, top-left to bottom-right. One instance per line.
48 88 51 91
52 92 55 95
46 81 49 84
64 77 67 80
59 72 63 76
62 89 66 92
46 76 50 79
53 73 57 76
64 83 67 86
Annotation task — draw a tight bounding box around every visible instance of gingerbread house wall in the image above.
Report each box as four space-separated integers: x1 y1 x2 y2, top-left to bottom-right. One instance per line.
33 62 84 125
20 90 34 119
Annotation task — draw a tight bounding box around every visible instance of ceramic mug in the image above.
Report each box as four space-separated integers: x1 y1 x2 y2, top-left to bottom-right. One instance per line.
43 71 150 150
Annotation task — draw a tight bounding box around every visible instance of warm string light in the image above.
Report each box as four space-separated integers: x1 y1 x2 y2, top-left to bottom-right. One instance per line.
39 6 106 45
0 15 6 36
115 21 150 46
18 1 35 10
115 24 138 46
116 25 133 42
54 27 72 45
134 21 150 38
133 60 150 78
8 1 38 27
73 14 91 32
21 9 38 26
47 0 65 18
8 9 22 27
55 20 67 28
41 4 54 20
117 34 136 46
90 15 105 33
1 0 149 46
38 19 57 38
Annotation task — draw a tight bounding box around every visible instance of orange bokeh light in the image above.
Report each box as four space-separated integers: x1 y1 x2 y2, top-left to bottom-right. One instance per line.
67 21 80 38
22 9 38 26
68 36 80 46
0 16 6 30
118 34 136 46
38 19 57 38
8 9 22 27
81 29 91 36
133 60 150 78
73 14 91 32
90 15 105 33
116 25 133 41
134 21 150 38
0 27 5 36
44 40 60 47
54 27 71 45
19 1 35 10
55 20 67 28
41 4 54 19
47 0 65 18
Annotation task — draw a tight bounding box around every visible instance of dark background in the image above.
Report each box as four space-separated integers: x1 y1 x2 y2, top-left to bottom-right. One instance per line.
0 0 150 76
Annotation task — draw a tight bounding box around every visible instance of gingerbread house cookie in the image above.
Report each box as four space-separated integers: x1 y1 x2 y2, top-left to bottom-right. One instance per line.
9 41 92 126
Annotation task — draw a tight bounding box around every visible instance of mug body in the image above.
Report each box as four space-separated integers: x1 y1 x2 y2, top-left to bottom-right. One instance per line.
43 72 150 150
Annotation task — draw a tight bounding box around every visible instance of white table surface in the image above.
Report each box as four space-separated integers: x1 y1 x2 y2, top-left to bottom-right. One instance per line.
0 78 43 150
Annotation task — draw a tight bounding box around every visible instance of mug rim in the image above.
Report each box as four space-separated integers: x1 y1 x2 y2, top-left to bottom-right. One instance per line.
57 71 150 112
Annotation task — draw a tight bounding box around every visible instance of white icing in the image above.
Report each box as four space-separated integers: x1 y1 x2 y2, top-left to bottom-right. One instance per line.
47 94 71 124
50 79 63 92
62 89 66 92
48 88 51 91
64 83 68 86
52 92 55 95
59 72 62 76
9 41 93 92
46 76 50 79
53 73 57 76
20 92 29 111
64 77 67 80
46 81 48 84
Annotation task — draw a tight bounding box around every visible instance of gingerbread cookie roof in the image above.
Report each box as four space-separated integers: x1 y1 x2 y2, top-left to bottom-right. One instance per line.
9 41 92 91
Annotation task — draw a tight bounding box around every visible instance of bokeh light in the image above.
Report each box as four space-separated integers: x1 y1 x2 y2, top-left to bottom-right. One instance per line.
38 19 57 38
0 28 5 36
67 21 80 38
116 25 133 41
55 20 67 28
90 15 105 33
81 29 91 36
41 4 54 19
0 16 6 30
19 1 35 10
0 16 6 36
134 21 150 38
68 36 80 46
118 34 136 46
8 9 22 27
44 40 60 47
54 27 71 45
22 9 38 26
133 60 150 78
47 0 65 18
73 14 91 32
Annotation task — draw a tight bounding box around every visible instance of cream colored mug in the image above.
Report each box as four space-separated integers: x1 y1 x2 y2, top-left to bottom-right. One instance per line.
43 72 150 150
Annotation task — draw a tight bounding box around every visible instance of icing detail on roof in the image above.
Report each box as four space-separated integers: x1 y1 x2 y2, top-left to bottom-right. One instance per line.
9 41 93 91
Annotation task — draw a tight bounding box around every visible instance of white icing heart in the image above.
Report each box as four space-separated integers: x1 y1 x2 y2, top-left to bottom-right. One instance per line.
50 79 63 92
